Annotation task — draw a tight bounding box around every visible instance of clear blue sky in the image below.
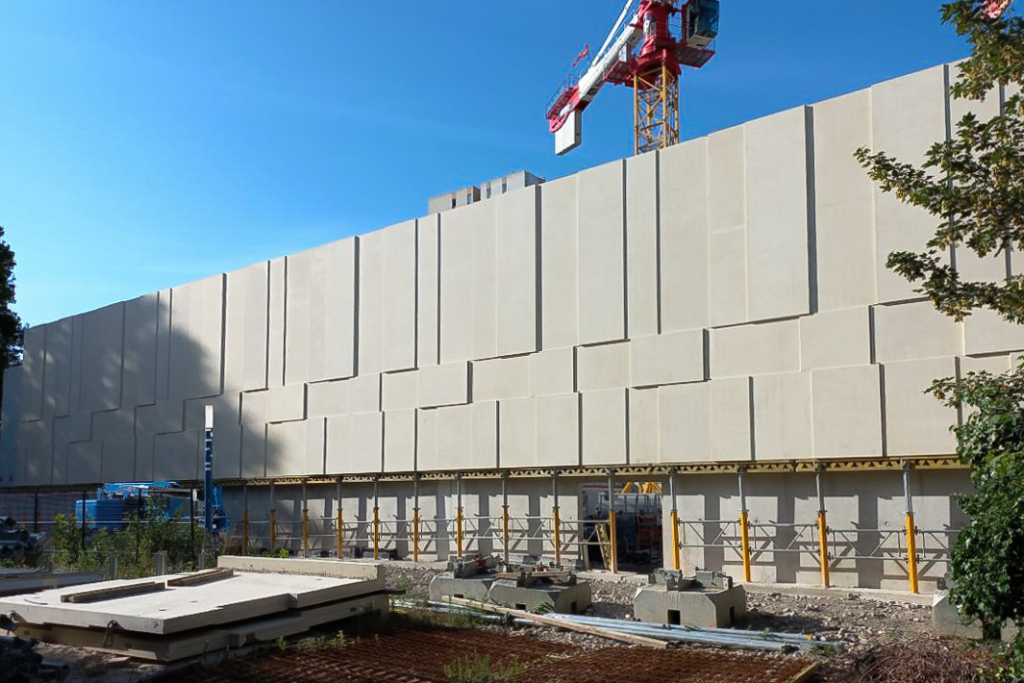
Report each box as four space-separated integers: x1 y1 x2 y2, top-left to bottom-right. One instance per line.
2 1 969 327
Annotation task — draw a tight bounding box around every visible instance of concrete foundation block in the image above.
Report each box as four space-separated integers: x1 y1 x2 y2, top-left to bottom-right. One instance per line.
428 575 495 603
634 584 747 628
488 579 592 614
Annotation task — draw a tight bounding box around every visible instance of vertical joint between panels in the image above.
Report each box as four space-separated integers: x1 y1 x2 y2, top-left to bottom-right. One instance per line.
804 106 819 316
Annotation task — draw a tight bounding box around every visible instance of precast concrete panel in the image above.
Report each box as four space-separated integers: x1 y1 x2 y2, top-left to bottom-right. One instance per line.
472 356 530 402
812 90 878 310
963 308 1024 356
0 367 22 483
92 408 134 440
745 107 811 322
628 387 659 464
19 420 51 485
626 151 660 337
224 262 269 393
707 126 748 327
872 66 950 302
307 380 351 418
709 320 800 378
472 205 499 360
536 394 580 467
435 405 473 471
417 215 440 367
882 357 958 456
351 412 385 474
155 289 172 400
812 366 884 459
960 354 1012 374
439 203 478 363
168 275 225 401
577 160 627 344
123 294 159 408
418 362 469 408
799 307 872 370
384 410 416 473
752 372 812 460
530 348 575 397
136 401 185 435
324 415 351 475
873 301 964 363
349 373 382 414
241 426 267 478
79 304 125 414
240 390 269 425
472 401 499 469
382 370 419 412
711 377 753 461
382 221 418 372
101 436 134 482
540 176 579 350
153 430 199 481
499 397 536 469
415 408 438 472
577 341 630 391
20 326 45 422
265 384 305 423
581 389 627 465
659 138 710 332
358 231 385 375
286 239 357 384
659 382 711 463
267 419 323 476
42 318 73 420
630 330 705 387
268 258 286 387
495 187 539 356
69 440 102 484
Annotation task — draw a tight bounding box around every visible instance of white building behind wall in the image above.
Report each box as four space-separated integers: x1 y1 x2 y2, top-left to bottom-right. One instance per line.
2 61 1022 591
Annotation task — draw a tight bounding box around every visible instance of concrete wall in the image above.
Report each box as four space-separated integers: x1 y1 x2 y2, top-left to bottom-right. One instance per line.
3 60 1020 488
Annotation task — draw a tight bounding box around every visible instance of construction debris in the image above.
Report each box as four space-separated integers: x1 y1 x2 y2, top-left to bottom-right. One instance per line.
840 634 997 683
0 517 47 566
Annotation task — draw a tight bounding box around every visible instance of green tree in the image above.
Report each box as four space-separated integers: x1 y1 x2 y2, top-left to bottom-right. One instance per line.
0 226 23 406
856 0 1024 662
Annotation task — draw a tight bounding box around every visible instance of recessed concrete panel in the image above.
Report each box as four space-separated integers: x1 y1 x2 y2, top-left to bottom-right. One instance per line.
382 221 418 372
472 205 499 361
349 373 382 415
960 354 1011 374
415 408 438 472
811 366 884 456
711 377 753 461
495 187 539 356
708 229 748 327
709 319 800 378
155 289 172 401
68 440 102 485
0 367 22 484
440 202 482 363
20 326 45 422
267 258 286 387
19 420 51 485
883 357 959 456
472 401 499 469
627 151 660 337
434 404 472 471
384 410 416 473
123 293 159 408
530 348 575 397
578 160 626 344
169 275 225 402
660 382 712 463
101 436 135 482
240 424 266 478
382 370 419 412
812 90 878 310
267 419 323 477
92 408 134 440
628 387 659 464
351 412 384 474
745 107 811 322
536 393 580 467
153 430 199 482
963 308 1024 356
540 176 579 350
358 230 385 375
577 341 630 391
873 301 964 363
136 401 184 435
324 415 351 475
224 262 269 394
240 390 269 425
753 372 812 460
659 138 709 332
708 125 746 234
499 397 536 469
581 389 627 466
43 318 73 420
265 384 305 424
799 306 872 369
472 356 530 402
630 330 705 387
872 65 950 303
417 215 440 367
418 362 469 408
286 239 357 384
307 380 350 418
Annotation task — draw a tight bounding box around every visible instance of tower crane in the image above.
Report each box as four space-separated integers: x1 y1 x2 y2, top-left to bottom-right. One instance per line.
546 0 720 156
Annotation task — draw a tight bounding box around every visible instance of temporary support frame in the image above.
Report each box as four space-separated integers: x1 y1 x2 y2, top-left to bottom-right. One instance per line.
738 468 752 583
904 464 919 594
669 468 681 571
815 466 830 588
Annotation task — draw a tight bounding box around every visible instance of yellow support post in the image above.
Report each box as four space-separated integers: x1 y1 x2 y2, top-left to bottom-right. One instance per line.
608 509 618 574
670 509 681 572
337 509 344 559
553 506 562 566
269 509 277 552
373 507 380 561
906 512 920 594
242 510 250 555
302 508 309 557
413 508 420 562
818 511 830 588
456 506 464 557
739 510 752 583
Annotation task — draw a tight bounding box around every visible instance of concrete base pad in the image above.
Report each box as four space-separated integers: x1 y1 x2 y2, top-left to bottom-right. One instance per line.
487 579 592 615
634 585 747 628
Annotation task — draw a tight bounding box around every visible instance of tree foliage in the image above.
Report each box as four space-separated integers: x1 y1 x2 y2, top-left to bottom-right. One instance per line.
856 0 1024 657
0 226 22 404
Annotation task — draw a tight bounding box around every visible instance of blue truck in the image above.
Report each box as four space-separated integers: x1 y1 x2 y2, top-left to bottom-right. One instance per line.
74 482 230 533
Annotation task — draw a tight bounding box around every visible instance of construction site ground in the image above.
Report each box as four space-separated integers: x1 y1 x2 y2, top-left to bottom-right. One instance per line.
3 563 995 683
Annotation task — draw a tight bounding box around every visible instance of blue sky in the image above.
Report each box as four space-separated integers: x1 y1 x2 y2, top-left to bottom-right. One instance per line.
2 1 969 327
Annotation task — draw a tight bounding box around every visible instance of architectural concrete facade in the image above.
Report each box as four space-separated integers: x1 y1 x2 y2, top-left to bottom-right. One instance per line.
2 60 1020 591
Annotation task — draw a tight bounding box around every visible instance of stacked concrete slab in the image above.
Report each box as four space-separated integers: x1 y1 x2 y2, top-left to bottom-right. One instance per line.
1 60 1018 590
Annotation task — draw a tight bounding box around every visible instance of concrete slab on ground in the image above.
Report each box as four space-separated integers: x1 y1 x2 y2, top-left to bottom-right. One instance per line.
217 555 383 581
741 582 933 606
